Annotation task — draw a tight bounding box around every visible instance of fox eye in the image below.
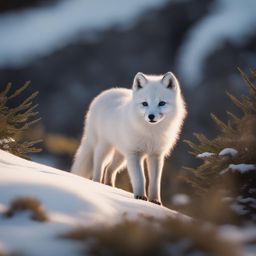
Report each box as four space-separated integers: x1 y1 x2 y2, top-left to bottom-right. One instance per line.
142 102 148 107
158 101 166 106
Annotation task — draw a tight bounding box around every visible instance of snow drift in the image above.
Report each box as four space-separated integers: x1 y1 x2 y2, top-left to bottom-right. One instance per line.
0 150 183 256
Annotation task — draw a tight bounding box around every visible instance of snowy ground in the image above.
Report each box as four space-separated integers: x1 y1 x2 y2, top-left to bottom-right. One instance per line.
0 150 182 256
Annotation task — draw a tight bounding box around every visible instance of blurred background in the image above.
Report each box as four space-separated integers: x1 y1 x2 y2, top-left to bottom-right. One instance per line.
1 0 256 205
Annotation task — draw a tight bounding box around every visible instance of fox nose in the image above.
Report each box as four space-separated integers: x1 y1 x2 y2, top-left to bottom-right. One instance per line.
148 114 155 120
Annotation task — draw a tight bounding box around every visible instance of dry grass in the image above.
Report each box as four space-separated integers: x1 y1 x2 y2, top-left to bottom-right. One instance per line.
44 133 79 156
4 196 48 222
62 216 241 256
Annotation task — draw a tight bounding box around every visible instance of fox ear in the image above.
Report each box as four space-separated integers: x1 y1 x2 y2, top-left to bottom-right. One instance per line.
162 72 177 89
133 72 147 90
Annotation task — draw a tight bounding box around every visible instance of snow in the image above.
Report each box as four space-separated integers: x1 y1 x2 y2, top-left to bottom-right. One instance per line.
196 152 215 158
221 163 256 175
220 225 256 256
220 225 256 244
219 148 238 157
237 196 256 206
230 202 248 215
172 194 190 206
229 164 256 174
0 0 167 67
0 150 184 256
177 0 256 86
0 137 15 150
0 138 15 145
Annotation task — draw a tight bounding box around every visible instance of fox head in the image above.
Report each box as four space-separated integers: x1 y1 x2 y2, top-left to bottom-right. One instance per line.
132 72 181 125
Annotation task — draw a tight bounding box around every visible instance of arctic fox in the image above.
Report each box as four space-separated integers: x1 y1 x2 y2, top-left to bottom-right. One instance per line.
71 72 187 205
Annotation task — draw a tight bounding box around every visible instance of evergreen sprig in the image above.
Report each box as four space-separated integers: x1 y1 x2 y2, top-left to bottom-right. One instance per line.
182 69 256 221
0 82 42 159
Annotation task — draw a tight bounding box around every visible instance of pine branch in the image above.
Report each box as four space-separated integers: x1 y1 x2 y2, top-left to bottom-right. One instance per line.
181 68 256 216
8 81 31 100
0 82 41 159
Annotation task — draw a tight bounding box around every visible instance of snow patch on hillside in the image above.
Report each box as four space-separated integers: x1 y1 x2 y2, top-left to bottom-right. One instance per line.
0 150 182 256
0 0 167 67
177 0 256 86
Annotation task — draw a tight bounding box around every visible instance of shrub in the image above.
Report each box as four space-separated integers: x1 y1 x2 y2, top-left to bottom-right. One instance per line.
4 196 48 222
62 216 240 256
0 82 41 159
181 69 256 222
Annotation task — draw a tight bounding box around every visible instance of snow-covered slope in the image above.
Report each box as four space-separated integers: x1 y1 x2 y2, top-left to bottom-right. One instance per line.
0 150 182 256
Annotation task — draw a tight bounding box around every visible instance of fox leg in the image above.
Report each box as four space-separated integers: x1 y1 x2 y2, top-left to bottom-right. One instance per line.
92 143 111 183
104 151 125 187
146 154 164 205
126 153 147 200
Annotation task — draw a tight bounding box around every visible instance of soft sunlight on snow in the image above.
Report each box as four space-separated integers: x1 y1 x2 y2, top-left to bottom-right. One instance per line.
0 150 183 256
0 0 167 67
177 0 256 86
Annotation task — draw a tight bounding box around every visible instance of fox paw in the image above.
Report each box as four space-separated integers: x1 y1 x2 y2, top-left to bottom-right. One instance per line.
104 182 113 187
150 199 162 206
135 195 147 201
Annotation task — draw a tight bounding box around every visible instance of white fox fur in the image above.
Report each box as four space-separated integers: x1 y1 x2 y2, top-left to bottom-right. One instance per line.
71 72 187 204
